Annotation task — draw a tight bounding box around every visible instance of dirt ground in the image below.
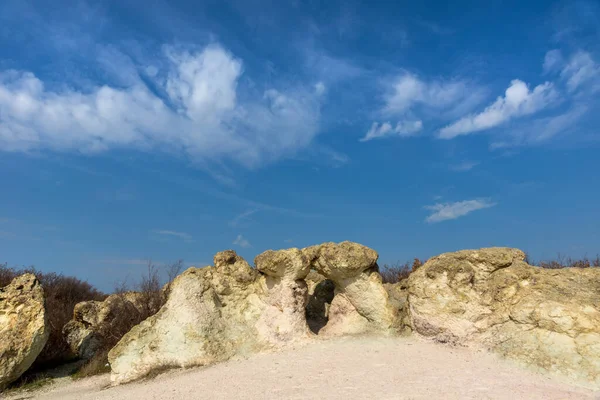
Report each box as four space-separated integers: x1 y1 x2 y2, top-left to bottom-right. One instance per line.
5 336 599 400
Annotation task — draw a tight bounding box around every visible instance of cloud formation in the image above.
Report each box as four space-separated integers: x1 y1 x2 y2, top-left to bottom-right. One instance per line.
152 229 193 242
233 234 251 248
439 80 557 138
0 44 322 169
360 120 422 141
560 51 600 93
364 72 485 142
425 199 496 223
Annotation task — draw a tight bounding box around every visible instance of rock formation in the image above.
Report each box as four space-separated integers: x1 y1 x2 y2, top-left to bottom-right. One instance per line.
63 292 150 360
0 274 49 390
407 247 600 387
304 242 400 336
108 242 402 384
105 242 599 389
108 249 313 384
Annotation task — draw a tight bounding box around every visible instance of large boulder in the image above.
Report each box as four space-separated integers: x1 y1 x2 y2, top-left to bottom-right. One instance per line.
0 274 49 390
63 292 148 360
304 242 400 336
108 249 312 384
407 247 600 387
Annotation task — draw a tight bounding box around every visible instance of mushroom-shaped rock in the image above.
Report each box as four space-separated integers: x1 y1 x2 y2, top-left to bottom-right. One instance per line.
0 274 49 390
408 247 600 388
305 241 378 281
254 248 312 342
304 242 399 336
255 248 311 280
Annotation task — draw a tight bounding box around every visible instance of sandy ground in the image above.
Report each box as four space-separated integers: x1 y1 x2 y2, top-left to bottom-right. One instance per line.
5 336 599 400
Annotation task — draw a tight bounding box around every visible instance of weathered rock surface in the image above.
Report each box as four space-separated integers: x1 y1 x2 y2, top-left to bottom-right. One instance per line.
408 247 600 387
254 248 312 342
0 274 49 390
305 242 399 336
63 292 148 360
305 271 335 333
109 249 313 384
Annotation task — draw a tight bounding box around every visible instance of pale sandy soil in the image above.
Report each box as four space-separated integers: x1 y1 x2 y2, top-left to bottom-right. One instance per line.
6 336 599 400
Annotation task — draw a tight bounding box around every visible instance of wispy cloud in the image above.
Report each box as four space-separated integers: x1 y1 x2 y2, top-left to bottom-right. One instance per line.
233 234 251 248
151 229 193 242
439 80 557 138
360 120 422 142
364 72 486 142
560 51 600 93
425 198 496 223
382 73 484 117
443 49 599 147
449 161 479 172
229 209 258 227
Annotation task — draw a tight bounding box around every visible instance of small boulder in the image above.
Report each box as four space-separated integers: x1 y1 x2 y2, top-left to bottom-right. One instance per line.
0 274 49 390
63 292 147 359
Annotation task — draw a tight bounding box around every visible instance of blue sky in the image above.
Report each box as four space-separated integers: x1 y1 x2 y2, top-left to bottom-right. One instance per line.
1 0 599 292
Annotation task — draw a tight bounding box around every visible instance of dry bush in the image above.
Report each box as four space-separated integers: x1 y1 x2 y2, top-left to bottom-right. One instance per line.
0 263 106 367
379 258 424 284
114 259 183 313
537 253 600 269
72 260 184 377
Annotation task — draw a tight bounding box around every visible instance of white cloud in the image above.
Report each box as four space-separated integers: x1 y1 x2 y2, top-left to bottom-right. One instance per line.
383 73 478 114
0 44 322 170
439 80 557 138
152 229 193 242
233 234 251 248
229 209 258 227
449 161 479 172
425 199 496 223
314 82 326 96
543 49 564 74
490 105 589 148
360 120 422 142
560 51 600 93
364 72 485 142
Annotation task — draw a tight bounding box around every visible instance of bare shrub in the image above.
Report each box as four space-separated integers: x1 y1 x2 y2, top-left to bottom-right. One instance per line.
379 258 425 284
0 263 106 368
537 253 600 269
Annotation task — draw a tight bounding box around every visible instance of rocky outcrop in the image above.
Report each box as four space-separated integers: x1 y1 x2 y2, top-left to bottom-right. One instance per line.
109 249 315 384
63 292 149 360
106 242 599 388
108 242 406 384
0 274 49 390
304 242 400 336
407 247 600 387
